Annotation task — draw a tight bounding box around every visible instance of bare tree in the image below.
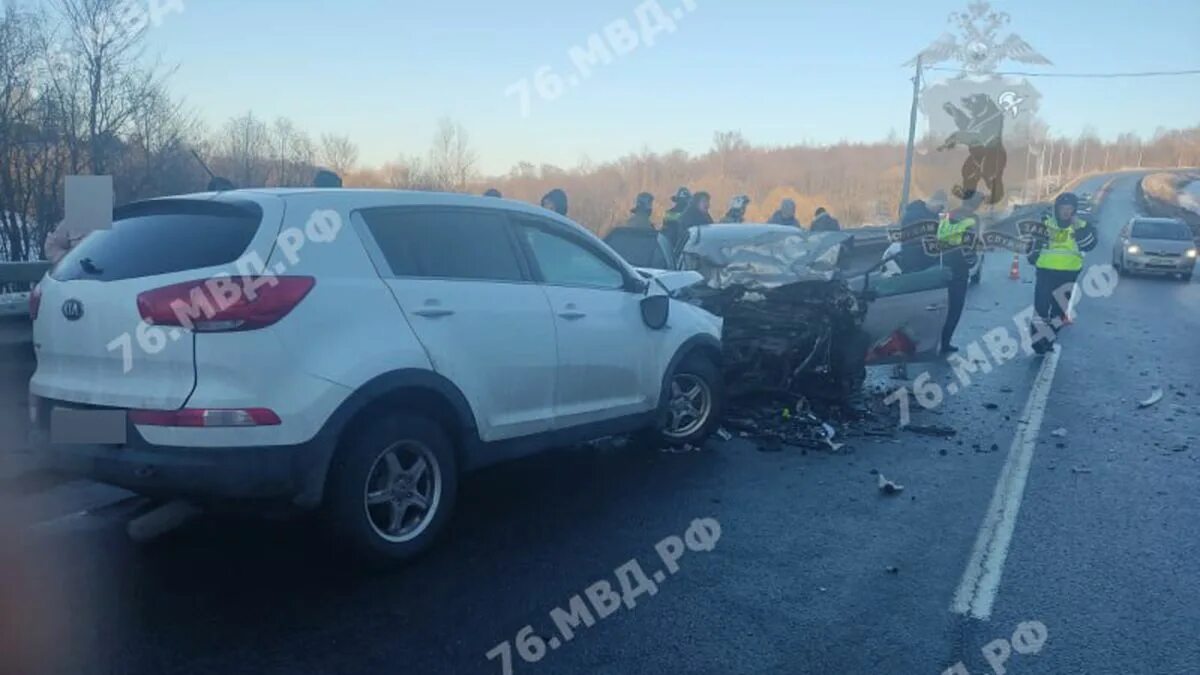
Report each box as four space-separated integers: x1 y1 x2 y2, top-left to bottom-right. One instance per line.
428 117 477 191
270 117 315 186
118 82 202 199
319 133 358 175
51 0 167 174
216 111 269 187
382 155 434 190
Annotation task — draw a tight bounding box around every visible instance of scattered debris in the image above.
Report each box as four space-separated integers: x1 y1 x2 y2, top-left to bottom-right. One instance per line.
715 427 733 442
660 443 703 454
984 403 1000 410
1000 386 1014 394
901 424 957 438
1055 442 1066 449
1050 428 1068 438
1070 465 1093 474
877 474 905 495
1171 445 1188 454
938 449 948 456
885 566 900 575
1138 389 1164 409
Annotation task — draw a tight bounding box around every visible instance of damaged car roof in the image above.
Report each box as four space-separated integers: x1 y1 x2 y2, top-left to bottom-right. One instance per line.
680 224 854 289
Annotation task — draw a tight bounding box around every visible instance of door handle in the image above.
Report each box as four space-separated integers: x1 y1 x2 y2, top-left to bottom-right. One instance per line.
413 300 455 318
558 311 586 320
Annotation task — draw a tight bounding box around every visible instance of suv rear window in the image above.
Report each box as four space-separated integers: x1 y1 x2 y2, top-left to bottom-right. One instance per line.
51 200 262 282
361 208 524 282
1132 220 1192 241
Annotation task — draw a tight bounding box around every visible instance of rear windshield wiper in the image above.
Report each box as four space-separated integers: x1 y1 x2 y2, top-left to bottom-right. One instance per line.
78 257 104 275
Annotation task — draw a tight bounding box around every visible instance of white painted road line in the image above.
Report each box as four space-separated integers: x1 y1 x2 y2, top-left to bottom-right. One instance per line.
952 346 1062 620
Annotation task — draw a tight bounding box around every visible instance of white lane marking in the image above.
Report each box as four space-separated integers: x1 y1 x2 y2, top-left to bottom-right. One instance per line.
951 346 1061 620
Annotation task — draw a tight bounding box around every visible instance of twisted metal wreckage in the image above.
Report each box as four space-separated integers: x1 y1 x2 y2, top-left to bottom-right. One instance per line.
678 228 868 404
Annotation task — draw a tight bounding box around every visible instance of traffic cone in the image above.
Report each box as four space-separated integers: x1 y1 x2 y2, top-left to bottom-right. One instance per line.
1009 254 1021 281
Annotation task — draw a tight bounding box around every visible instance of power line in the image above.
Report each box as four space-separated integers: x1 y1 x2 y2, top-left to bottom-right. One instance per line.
924 67 1200 79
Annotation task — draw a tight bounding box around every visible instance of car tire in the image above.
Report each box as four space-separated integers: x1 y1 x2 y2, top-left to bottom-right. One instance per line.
323 414 458 566
644 354 723 448
1181 273 1193 283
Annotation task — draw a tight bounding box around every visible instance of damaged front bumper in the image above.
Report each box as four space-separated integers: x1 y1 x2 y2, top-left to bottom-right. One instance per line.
678 225 867 400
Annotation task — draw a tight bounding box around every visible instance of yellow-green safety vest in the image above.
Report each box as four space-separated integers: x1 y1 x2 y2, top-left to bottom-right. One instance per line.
937 215 976 247
1036 217 1086 272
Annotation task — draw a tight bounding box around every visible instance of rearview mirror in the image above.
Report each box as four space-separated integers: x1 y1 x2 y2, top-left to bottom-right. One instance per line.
640 295 669 330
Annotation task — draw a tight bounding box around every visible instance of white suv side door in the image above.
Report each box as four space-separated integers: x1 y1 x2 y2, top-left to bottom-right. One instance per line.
357 207 558 442
512 217 655 428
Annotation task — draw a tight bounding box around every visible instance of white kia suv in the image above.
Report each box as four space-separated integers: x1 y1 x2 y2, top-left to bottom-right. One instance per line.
28 190 723 562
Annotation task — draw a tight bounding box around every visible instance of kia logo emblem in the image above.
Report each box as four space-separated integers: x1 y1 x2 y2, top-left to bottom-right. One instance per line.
61 299 84 321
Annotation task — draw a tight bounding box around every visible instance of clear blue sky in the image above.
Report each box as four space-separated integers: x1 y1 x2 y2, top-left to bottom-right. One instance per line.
143 0 1200 175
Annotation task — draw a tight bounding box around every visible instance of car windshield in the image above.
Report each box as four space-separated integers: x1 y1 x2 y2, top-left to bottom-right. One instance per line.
1132 220 1192 240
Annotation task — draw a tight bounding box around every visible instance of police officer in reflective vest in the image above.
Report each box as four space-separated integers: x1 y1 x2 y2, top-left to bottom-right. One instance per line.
1026 192 1097 354
935 190 982 354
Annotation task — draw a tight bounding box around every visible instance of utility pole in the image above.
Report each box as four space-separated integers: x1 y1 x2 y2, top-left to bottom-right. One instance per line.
899 55 922 221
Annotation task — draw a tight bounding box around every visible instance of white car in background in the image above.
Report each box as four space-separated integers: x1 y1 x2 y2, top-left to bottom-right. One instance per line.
28 190 724 563
1112 217 1197 281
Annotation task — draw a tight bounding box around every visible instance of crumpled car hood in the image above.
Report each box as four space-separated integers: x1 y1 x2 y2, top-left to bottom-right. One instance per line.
680 224 853 289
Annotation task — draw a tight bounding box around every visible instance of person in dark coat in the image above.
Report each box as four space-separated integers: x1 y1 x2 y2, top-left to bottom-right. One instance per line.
540 188 568 216
896 199 940 273
680 191 713 229
483 188 502 198
662 187 691 249
768 198 801 227
811 207 841 232
721 195 750 223
313 169 343 188
672 191 713 254
622 192 655 229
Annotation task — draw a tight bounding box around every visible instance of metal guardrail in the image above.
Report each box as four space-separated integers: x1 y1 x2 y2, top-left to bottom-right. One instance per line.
0 262 50 319
0 261 50 284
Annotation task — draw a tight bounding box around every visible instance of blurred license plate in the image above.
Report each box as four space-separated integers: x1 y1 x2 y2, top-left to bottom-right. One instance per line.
50 407 127 444
1152 257 1175 266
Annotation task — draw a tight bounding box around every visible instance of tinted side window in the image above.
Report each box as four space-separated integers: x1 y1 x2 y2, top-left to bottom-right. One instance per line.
519 224 625 290
363 209 524 282
51 200 262 282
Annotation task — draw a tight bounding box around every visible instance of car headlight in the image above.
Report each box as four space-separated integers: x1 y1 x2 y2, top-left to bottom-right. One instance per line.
1187 249 1198 259
1126 245 1141 255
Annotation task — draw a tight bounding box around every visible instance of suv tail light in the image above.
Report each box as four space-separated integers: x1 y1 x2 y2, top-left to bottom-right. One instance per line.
29 283 42 320
130 408 281 427
136 276 314 332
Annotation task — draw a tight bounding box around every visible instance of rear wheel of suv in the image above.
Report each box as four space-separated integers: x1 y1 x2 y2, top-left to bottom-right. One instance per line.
645 355 723 448
323 414 458 565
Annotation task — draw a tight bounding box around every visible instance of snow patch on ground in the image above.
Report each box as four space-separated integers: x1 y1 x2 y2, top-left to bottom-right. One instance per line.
1178 180 1200 215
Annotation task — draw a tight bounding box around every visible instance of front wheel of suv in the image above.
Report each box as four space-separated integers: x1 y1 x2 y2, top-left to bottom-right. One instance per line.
644 355 723 448
323 414 458 565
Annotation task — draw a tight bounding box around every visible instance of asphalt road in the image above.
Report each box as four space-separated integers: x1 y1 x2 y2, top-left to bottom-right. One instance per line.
2 172 1197 675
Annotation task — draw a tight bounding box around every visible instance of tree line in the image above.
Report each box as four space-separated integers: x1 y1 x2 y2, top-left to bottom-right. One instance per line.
2 0 1198 263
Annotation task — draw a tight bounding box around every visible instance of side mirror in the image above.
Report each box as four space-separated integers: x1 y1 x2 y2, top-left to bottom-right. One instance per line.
640 294 669 330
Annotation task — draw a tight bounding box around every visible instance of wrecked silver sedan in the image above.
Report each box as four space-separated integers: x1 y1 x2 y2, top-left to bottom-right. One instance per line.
606 223 952 399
